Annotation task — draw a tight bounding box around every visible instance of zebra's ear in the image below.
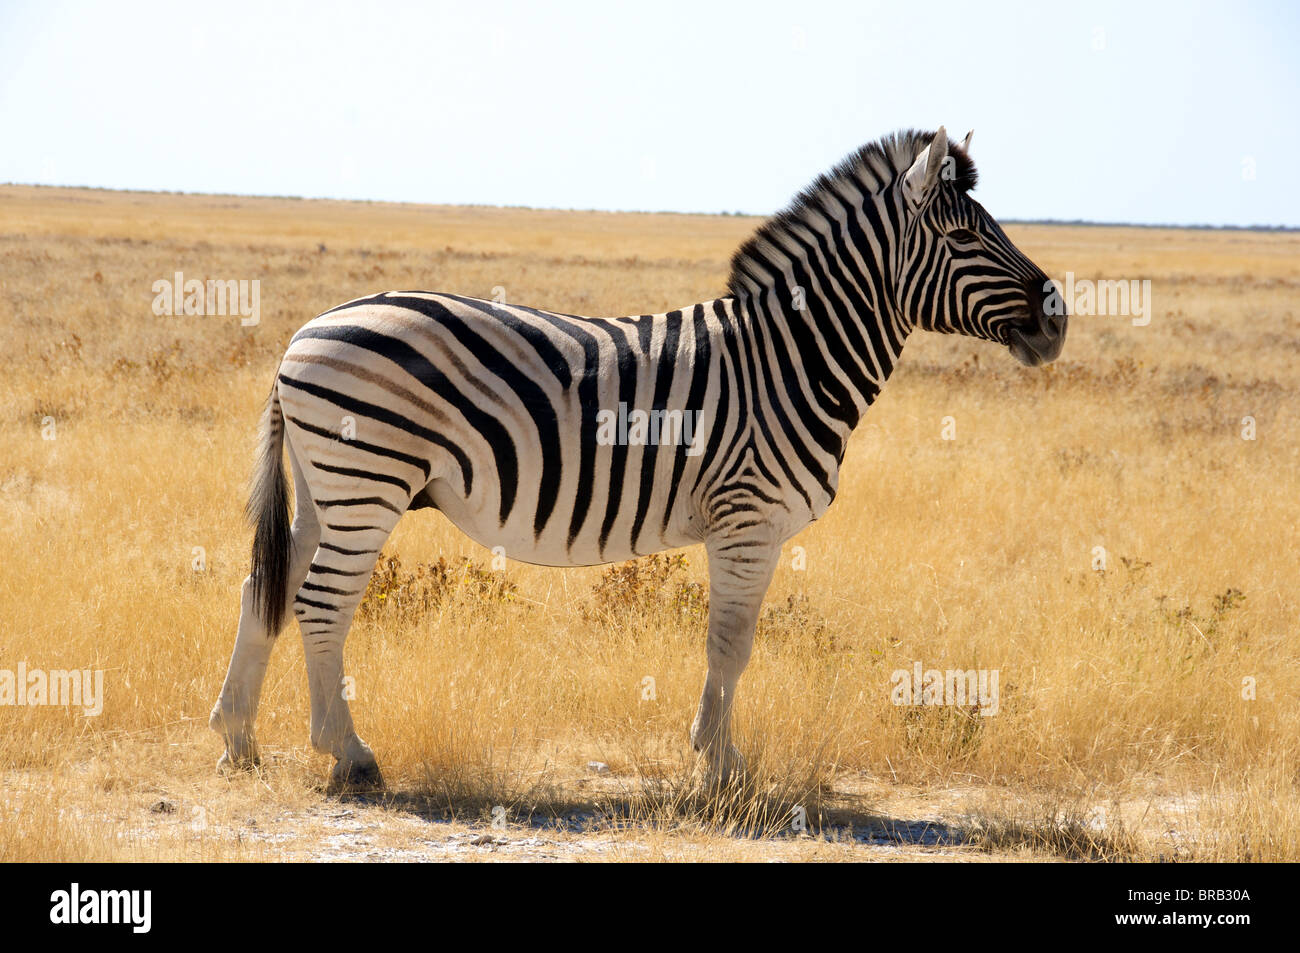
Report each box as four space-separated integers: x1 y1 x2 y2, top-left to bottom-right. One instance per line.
959 129 973 153
903 126 949 210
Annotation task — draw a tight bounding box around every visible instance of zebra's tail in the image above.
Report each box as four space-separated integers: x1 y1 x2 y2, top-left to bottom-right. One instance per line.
246 382 292 636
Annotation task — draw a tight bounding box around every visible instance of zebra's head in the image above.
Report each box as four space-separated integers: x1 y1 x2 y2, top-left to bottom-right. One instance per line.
897 127 1066 366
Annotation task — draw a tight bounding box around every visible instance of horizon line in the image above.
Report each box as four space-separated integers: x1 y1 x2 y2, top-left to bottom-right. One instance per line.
4 181 1298 234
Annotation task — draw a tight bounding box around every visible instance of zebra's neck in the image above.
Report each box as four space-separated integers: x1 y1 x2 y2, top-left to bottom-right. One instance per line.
723 134 953 446
728 193 912 444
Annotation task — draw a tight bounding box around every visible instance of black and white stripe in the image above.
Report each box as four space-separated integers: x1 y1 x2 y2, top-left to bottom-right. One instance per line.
211 127 1066 786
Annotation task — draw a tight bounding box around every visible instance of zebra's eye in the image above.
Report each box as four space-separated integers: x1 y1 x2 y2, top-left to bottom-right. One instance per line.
947 228 979 245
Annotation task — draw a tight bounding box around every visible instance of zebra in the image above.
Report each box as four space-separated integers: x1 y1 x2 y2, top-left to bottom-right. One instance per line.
210 127 1067 789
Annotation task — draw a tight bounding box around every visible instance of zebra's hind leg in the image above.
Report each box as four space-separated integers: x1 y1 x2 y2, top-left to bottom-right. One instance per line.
211 444 320 772
295 504 403 791
691 533 781 788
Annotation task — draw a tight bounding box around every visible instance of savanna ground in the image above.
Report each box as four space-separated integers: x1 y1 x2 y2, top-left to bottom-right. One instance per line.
1 185 1297 862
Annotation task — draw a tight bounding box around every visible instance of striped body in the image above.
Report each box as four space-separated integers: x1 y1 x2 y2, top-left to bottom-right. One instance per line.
279 291 852 569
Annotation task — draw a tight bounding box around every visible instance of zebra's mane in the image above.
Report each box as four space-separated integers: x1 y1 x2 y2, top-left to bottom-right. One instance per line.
726 129 977 298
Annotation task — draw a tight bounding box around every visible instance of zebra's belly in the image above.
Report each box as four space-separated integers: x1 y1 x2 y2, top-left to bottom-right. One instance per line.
422 479 699 568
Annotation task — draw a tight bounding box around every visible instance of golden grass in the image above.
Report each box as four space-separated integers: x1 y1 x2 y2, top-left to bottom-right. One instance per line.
2 184 1297 861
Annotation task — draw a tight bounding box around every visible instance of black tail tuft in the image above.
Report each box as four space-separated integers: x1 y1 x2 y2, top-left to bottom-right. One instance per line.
246 385 291 635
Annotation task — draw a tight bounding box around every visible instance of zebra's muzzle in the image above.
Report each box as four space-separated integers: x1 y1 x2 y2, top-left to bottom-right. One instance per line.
1008 279 1067 366
1008 321 1065 366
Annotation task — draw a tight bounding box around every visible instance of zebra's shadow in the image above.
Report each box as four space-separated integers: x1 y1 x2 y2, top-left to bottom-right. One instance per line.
324 782 1145 860
329 787 977 853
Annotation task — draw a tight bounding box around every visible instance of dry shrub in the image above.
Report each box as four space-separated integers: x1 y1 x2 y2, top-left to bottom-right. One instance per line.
584 553 707 625
359 553 517 620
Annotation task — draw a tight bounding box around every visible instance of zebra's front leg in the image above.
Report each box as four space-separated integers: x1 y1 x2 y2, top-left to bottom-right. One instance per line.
691 534 781 787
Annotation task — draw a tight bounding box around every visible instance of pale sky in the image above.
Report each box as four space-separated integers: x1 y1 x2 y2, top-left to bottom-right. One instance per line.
2 0 1297 226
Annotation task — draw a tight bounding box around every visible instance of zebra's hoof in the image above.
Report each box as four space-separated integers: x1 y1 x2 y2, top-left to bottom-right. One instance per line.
329 758 385 793
216 749 261 775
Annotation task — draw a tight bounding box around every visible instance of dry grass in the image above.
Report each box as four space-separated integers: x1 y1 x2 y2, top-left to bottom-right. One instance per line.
2 184 1297 861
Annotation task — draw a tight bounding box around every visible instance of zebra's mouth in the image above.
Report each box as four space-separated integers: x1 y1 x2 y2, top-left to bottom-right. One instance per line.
1008 321 1065 367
